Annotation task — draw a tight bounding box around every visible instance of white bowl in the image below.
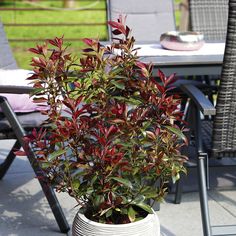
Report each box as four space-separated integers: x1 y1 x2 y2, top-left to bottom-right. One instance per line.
160 31 205 51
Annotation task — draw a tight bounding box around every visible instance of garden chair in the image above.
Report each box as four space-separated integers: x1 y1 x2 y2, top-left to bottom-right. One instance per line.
174 0 230 205
0 22 70 233
189 0 229 104
106 0 176 42
176 0 236 234
189 0 228 41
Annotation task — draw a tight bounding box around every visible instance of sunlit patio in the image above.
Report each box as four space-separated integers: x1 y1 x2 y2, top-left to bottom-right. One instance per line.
1 139 236 236
1 1 236 236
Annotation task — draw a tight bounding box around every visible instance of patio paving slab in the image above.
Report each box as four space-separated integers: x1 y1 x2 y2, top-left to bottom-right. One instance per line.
159 190 236 236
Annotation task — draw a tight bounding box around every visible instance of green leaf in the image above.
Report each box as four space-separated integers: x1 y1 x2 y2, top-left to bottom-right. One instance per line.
72 180 80 190
71 169 87 178
128 206 137 222
31 87 45 96
133 195 145 203
132 167 140 175
172 172 180 184
141 187 158 199
115 208 121 212
142 142 153 148
41 162 50 168
110 177 133 189
128 97 142 105
48 149 67 161
132 201 153 214
105 209 113 218
132 195 153 214
165 126 186 141
94 195 105 207
142 121 152 130
120 208 128 215
86 187 94 195
141 129 147 138
91 175 98 185
111 80 125 90
100 207 112 216
112 96 127 101
110 66 124 75
113 75 128 80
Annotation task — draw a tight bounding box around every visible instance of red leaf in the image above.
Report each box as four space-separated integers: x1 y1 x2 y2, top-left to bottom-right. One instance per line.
32 57 41 65
155 83 165 94
83 48 94 52
47 36 64 48
33 97 48 103
14 150 26 156
165 73 177 87
136 61 146 69
112 29 122 35
158 69 166 84
55 36 63 48
73 82 81 88
27 74 38 80
106 125 118 138
48 39 58 47
108 21 126 35
126 26 130 37
108 21 122 29
151 77 165 93
29 48 40 54
82 38 93 46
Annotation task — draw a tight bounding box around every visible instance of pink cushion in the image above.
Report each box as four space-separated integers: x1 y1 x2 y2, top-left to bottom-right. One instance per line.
0 69 38 112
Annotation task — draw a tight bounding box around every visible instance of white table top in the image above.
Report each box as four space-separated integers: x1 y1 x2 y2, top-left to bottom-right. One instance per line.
103 41 225 76
135 42 225 57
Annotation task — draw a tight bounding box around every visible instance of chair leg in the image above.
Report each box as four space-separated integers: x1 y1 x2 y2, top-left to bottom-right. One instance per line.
0 97 70 233
24 142 70 233
0 140 21 179
37 176 70 233
198 153 212 236
174 178 183 204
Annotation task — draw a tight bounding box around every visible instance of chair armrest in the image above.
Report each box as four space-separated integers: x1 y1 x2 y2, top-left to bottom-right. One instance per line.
0 85 33 94
180 84 216 116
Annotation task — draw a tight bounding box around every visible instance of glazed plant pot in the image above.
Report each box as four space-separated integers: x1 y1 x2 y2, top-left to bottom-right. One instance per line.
72 209 160 236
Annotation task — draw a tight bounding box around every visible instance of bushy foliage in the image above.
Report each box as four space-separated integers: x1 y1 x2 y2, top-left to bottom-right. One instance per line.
22 16 187 224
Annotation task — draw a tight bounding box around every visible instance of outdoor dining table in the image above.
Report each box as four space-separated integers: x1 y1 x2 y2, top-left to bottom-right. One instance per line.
127 42 225 77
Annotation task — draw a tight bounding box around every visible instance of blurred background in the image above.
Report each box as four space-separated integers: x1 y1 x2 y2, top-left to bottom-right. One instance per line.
0 0 183 69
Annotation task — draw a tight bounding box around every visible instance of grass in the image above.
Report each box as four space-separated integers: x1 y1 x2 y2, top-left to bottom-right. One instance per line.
0 0 181 69
1 0 107 68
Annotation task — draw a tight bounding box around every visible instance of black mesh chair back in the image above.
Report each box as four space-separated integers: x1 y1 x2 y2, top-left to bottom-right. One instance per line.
106 0 176 42
0 22 69 233
190 0 228 41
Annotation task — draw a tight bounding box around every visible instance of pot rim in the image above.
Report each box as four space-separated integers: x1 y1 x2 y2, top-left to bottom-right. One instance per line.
75 208 159 228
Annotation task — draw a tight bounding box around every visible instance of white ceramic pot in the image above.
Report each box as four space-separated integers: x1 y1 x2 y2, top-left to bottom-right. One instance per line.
72 209 160 236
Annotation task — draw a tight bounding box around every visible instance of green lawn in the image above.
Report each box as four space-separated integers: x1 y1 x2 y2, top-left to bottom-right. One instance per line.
0 0 181 69
1 0 107 68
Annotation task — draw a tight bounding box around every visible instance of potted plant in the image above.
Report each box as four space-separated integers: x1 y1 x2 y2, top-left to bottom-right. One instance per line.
22 16 187 236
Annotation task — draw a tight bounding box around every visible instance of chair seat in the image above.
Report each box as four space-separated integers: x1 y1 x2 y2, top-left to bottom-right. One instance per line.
0 111 47 132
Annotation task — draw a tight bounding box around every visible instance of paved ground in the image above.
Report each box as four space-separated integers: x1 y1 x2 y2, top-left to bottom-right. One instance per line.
1 140 236 236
